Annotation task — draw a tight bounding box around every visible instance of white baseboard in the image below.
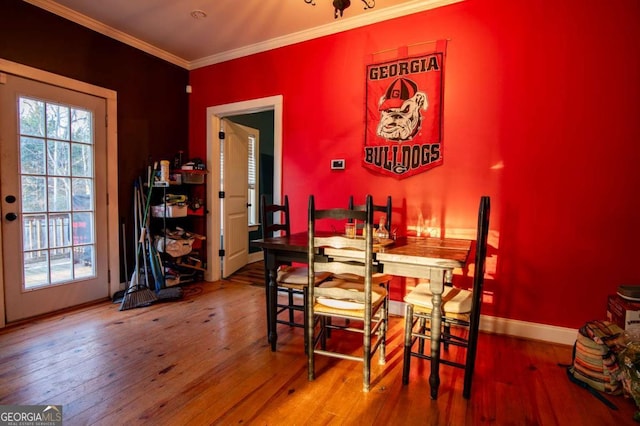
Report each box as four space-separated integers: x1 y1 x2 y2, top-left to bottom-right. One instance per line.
389 300 577 346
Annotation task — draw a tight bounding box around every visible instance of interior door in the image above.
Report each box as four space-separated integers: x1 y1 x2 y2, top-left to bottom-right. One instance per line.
221 119 250 277
0 73 108 322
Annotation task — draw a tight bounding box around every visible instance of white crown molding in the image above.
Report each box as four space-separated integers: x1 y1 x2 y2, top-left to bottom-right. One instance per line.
24 0 190 69
25 0 464 71
190 0 464 69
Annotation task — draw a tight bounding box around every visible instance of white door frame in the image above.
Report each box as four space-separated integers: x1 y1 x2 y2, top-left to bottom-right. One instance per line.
0 58 119 328
205 95 283 282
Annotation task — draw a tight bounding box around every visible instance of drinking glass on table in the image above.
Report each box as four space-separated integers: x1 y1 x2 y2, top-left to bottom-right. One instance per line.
345 222 356 238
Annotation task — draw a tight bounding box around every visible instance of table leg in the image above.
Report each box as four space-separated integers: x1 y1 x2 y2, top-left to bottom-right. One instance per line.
429 269 446 400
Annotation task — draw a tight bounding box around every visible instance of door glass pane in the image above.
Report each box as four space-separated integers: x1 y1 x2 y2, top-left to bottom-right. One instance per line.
48 213 71 249
48 177 71 212
72 178 93 210
51 248 72 284
73 212 94 245
72 144 93 177
24 249 48 288
21 176 46 213
46 103 70 140
18 96 97 289
22 214 48 250
47 140 70 176
74 246 94 279
71 108 92 143
19 98 45 137
20 137 46 174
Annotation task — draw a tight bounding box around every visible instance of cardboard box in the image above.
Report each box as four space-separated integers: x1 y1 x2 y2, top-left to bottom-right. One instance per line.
607 294 640 333
151 204 187 218
182 172 205 184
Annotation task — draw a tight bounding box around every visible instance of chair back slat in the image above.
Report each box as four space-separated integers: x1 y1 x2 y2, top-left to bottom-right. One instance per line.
261 194 291 238
314 235 368 250
315 207 368 222
313 260 368 279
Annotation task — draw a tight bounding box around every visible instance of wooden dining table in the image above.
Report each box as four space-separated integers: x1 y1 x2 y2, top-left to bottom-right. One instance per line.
251 232 472 398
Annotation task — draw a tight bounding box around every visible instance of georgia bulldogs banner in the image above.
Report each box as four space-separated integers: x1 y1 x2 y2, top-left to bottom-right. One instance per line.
364 41 447 179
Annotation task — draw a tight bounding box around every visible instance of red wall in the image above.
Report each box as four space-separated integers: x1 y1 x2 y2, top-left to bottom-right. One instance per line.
189 0 640 329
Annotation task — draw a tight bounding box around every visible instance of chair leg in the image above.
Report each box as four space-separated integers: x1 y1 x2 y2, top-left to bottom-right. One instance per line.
463 316 480 399
378 289 389 365
287 289 295 324
402 303 414 385
303 287 308 354
363 315 371 392
443 323 450 351
307 299 315 382
378 281 389 365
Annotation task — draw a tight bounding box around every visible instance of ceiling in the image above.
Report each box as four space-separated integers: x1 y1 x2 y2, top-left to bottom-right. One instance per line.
25 0 462 69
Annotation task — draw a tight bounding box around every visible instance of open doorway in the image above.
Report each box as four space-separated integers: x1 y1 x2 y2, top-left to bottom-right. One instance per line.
205 96 283 282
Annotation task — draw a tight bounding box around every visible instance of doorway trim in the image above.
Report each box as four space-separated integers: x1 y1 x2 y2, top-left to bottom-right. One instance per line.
0 58 119 328
205 95 283 282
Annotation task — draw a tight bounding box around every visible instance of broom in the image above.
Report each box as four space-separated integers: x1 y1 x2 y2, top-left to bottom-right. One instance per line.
120 176 158 310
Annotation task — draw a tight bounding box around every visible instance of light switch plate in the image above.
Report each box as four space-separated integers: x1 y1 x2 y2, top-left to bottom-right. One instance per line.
331 159 345 170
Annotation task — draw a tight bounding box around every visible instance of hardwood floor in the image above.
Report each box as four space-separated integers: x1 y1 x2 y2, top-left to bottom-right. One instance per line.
0 262 636 425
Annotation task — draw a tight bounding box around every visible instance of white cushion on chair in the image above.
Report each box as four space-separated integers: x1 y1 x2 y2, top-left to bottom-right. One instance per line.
314 280 387 312
403 283 472 314
277 266 331 285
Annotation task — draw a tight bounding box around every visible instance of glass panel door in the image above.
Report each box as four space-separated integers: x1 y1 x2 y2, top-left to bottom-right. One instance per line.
1 73 108 322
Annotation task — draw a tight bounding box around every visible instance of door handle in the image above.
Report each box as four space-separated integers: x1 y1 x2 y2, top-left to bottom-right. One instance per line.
5 212 17 221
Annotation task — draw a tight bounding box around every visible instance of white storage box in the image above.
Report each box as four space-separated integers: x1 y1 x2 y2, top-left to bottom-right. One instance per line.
151 204 187 218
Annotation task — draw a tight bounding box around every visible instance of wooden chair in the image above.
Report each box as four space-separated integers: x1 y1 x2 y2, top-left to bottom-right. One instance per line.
260 195 331 335
401 195 490 399
306 195 391 392
348 195 392 235
346 195 393 325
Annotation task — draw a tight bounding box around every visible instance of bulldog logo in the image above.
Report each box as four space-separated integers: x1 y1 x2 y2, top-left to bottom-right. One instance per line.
376 78 427 142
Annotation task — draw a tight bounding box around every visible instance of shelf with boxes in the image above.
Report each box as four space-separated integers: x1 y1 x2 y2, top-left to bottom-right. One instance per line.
150 168 207 286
